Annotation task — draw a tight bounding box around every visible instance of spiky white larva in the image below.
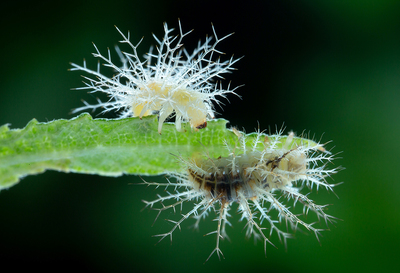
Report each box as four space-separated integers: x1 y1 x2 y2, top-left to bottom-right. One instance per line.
70 21 241 133
142 129 340 262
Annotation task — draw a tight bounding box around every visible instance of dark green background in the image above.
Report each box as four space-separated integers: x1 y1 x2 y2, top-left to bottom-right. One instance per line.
1 0 399 272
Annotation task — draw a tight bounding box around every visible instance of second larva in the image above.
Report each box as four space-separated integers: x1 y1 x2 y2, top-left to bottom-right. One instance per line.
70 21 241 133
143 129 339 261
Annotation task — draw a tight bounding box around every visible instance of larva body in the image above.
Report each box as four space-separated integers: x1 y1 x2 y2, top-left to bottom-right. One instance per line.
131 82 211 131
70 21 240 133
188 148 306 203
143 129 340 261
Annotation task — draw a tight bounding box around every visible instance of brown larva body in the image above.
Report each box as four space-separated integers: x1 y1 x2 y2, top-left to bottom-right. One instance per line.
188 166 255 202
142 130 339 261
188 149 307 203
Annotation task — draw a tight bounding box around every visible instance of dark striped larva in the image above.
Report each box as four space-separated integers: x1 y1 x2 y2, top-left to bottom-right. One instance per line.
142 129 340 261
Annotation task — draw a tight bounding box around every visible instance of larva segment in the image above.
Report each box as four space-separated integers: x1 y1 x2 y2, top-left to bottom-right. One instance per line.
70 21 241 133
142 129 340 261
188 154 260 202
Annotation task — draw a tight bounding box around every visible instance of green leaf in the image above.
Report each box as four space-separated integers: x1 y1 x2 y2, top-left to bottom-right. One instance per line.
0 113 321 190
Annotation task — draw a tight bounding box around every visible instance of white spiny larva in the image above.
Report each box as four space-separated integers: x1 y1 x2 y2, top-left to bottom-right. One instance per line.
142 129 340 262
70 21 241 133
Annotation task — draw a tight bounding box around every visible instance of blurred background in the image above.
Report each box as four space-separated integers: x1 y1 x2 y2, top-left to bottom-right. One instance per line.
1 0 399 272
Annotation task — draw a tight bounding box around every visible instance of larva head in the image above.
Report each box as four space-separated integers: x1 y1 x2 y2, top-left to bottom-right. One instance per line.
258 148 308 190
